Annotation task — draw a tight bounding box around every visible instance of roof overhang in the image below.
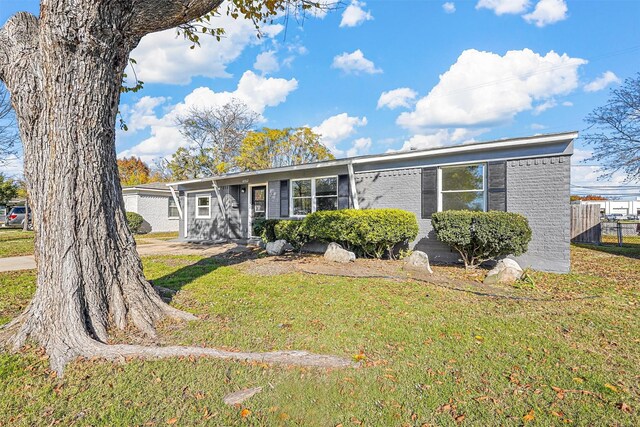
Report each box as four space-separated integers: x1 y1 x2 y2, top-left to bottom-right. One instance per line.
164 131 578 187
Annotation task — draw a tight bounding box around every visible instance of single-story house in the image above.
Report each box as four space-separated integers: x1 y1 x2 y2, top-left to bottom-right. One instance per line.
122 182 180 233
166 131 576 272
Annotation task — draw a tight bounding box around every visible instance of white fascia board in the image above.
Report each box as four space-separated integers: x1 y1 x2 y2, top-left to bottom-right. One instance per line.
351 132 578 165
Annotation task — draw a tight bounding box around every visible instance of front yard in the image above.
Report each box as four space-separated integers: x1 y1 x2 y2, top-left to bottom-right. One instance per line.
0 245 638 425
0 229 179 258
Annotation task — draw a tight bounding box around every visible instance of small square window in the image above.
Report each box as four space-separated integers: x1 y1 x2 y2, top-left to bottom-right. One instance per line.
196 195 211 218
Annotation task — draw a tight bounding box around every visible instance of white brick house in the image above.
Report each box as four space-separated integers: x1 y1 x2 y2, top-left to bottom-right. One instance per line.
122 182 179 233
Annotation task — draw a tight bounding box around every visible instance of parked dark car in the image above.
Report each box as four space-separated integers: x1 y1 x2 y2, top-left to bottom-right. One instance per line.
3 206 32 229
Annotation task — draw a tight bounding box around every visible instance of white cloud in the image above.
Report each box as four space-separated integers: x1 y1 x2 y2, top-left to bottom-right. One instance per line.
530 123 547 130
118 71 298 161
346 137 372 157
562 101 573 107
340 1 374 27
523 0 568 27
584 71 621 92
127 13 283 85
476 0 530 15
532 99 557 115
442 2 456 13
331 49 382 75
254 50 280 75
377 88 418 110
396 128 487 152
311 113 368 155
396 48 586 132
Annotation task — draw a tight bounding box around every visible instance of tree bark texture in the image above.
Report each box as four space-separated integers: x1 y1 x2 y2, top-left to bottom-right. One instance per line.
0 1 352 374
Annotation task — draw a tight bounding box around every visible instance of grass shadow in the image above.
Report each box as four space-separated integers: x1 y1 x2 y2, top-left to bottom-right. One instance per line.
573 242 640 259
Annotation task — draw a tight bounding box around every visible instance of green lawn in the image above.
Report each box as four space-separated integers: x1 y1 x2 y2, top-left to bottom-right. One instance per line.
0 229 35 257
0 245 638 426
0 230 178 258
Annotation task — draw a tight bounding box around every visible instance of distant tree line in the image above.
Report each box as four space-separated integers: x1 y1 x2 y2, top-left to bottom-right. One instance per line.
119 99 334 184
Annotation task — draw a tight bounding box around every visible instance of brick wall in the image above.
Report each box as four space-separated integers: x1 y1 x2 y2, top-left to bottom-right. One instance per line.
355 169 456 263
355 156 572 272
507 156 571 272
137 194 179 233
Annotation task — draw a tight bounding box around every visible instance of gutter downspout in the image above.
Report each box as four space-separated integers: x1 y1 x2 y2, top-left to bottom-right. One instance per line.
347 162 360 210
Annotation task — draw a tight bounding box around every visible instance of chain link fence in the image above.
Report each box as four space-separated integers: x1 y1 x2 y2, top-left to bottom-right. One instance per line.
600 221 640 247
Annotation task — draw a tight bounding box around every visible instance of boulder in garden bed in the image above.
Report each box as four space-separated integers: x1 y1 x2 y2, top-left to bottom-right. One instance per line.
483 258 523 285
324 242 356 263
405 251 433 274
266 240 288 256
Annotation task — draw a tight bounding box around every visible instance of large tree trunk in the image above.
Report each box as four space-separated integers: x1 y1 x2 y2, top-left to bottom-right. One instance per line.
0 2 351 375
0 4 198 373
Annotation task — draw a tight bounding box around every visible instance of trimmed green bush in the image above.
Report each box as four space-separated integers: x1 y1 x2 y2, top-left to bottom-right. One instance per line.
431 210 532 268
125 211 145 234
302 209 419 259
274 220 307 250
252 218 280 243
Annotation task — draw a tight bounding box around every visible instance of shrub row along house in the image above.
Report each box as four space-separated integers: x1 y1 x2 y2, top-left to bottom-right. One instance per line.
162 132 576 272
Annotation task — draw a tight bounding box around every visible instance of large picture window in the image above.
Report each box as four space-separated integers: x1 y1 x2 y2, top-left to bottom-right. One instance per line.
168 198 180 219
291 176 339 216
195 195 211 218
439 164 485 212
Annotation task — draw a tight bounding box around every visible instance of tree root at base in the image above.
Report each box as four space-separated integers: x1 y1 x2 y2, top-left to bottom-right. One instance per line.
83 343 356 370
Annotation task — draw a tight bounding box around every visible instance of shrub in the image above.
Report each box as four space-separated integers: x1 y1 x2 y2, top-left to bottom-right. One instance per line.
274 220 308 250
252 218 280 243
303 209 419 259
125 211 145 234
431 210 532 269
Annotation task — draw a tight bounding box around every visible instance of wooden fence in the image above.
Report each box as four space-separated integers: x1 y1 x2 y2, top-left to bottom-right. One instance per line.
570 204 601 244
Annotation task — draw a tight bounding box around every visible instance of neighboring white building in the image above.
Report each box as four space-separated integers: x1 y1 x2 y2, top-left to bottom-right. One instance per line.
579 198 640 217
122 183 179 233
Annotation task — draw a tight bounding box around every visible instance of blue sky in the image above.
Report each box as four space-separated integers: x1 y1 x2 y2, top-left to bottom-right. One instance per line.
2 0 640 196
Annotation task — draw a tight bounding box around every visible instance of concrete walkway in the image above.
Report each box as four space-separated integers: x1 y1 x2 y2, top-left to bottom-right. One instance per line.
0 240 253 273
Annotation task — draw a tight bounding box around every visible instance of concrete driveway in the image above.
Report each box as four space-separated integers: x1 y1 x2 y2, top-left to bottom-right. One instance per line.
0 240 253 273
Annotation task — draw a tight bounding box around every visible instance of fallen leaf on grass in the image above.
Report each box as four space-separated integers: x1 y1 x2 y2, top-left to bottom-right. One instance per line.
523 409 535 422
617 402 632 413
604 383 618 392
455 414 466 423
240 408 251 418
166 418 178 425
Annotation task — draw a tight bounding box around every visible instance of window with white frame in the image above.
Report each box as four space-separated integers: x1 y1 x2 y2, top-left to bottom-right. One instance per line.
291 177 339 216
168 198 180 219
195 195 211 218
439 164 486 212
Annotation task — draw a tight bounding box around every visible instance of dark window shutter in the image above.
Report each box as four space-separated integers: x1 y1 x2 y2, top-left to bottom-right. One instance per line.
338 174 350 209
280 180 289 217
421 168 437 219
487 161 507 211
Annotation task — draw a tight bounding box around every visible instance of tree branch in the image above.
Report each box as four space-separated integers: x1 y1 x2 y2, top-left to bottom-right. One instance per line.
129 0 225 37
0 12 39 84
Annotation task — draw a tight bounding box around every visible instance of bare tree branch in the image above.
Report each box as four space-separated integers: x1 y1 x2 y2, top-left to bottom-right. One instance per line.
0 12 39 84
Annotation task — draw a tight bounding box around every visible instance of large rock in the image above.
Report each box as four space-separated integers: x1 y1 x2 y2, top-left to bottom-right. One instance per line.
405 251 433 274
324 242 355 263
266 240 288 256
484 258 523 285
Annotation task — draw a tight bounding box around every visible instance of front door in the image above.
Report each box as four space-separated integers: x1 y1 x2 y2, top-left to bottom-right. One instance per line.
251 186 267 234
